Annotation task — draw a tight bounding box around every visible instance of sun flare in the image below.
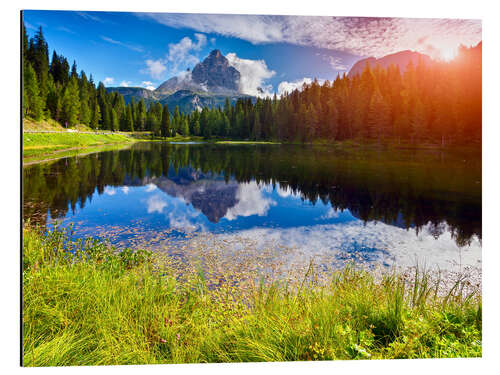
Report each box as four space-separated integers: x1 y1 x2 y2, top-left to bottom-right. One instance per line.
439 46 459 61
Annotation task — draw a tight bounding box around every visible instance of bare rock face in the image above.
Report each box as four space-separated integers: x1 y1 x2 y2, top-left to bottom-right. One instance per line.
191 50 240 93
155 74 204 96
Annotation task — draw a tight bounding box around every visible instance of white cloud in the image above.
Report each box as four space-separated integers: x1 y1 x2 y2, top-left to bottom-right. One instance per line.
77 11 105 23
100 36 143 52
57 26 77 35
146 195 168 214
119 80 132 87
177 70 193 82
24 22 36 30
141 14 481 59
143 59 167 80
167 34 206 63
139 81 156 90
103 77 114 86
322 56 348 71
226 53 275 97
224 182 276 221
142 34 207 80
277 78 313 96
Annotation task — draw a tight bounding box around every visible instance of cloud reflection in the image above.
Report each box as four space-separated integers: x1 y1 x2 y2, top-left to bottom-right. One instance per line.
104 186 116 196
146 194 168 213
224 182 276 221
214 220 481 271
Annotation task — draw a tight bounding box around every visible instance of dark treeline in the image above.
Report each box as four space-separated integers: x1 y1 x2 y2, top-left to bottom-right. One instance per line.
24 143 481 246
23 23 481 146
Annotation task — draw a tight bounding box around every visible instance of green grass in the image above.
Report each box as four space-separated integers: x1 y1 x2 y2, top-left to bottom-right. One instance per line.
23 117 95 132
23 133 135 163
23 143 136 165
22 225 481 366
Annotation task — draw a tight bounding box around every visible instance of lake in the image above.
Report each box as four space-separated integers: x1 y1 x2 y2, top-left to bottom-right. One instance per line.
23 142 482 273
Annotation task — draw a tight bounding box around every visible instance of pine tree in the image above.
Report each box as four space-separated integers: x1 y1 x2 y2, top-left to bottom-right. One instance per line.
127 106 134 132
182 118 190 136
172 106 181 135
23 62 44 120
252 111 261 140
410 98 427 143
22 22 29 62
223 114 230 137
305 103 318 142
150 113 160 136
45 76 61 121
161 104 171 138
110 108 119 131
326 99 339 140
194 119 201 136
61 76 80 127
32 26 49 103
366 89 390 141
91 99 101 129
136 99 146 131
79 73 91 125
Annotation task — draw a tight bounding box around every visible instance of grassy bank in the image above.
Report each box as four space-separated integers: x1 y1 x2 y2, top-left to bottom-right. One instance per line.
23 117 94 132
23 132 135 163
22 225 481 366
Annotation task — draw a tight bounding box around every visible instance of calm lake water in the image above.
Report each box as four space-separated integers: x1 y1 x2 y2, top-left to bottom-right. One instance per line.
23 142 482 272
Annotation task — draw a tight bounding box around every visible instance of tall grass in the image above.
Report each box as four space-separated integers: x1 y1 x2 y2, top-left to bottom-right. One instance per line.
22 224 481 366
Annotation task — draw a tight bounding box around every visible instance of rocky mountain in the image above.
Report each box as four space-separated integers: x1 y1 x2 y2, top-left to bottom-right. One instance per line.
108 49 250 112
155 74 205 96
348 50 433 77
191 49 240 93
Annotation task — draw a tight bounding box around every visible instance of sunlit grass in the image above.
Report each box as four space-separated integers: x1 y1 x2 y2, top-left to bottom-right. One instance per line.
23 133 135 163
22 224 482 366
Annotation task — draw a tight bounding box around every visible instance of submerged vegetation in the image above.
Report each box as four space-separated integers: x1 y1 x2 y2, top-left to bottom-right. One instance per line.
23 225 481 366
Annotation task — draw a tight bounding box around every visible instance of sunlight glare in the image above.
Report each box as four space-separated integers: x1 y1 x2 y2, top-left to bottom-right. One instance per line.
440 46 458 61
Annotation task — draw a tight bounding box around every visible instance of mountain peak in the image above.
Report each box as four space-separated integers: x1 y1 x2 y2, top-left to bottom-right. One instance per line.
191 50 240 93
209 49 223 58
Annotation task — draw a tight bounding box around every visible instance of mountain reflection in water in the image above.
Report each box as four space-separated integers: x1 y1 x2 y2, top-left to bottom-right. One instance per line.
23 142 481 270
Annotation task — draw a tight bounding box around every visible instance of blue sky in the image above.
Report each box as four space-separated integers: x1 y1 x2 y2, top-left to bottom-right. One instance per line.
22 10 481 96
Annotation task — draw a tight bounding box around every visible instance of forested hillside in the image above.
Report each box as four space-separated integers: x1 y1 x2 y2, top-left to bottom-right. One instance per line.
23 23 481 146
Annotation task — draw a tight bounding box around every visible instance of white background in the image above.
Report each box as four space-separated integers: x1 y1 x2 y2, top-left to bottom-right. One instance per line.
1 0 498 373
